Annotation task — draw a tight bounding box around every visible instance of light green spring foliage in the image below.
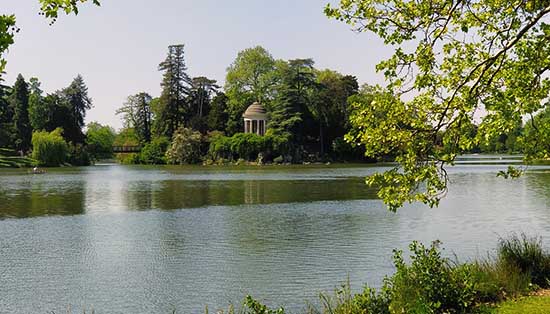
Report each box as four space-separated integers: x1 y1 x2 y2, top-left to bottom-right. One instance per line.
31 128 68 166
0 1 100 78
86 121 115 160
225 46 278 134
326 0 550 211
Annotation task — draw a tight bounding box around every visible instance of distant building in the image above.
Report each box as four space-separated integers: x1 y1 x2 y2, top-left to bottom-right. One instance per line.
243 102 268 136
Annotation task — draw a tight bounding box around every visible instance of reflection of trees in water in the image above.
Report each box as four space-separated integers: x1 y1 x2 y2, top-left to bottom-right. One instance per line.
0 178 86 218
128 178 377 211
525 170 550 209
0 174 377 218
123 181 154 211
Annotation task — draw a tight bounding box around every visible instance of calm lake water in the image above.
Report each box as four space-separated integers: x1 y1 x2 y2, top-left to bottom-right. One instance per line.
1 158 550 313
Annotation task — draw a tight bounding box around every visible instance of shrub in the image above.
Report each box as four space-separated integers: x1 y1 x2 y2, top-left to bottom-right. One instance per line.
208 133 233 160
229 133 269 160
116 153 140 165
352 285 391 314
166 127 203 164
387 241 477 314
243 295 285 314
314 280 391 314
140 137 170 164
31 128 68 166
208 133 290 161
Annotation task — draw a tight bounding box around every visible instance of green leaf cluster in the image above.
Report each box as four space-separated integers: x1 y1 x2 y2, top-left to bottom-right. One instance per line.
326 0 550 210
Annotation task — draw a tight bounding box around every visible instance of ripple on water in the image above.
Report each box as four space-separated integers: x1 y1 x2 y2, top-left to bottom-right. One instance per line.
1 164 550 313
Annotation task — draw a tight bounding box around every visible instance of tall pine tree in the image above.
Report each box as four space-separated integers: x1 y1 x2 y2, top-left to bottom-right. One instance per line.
11 74 31 151
156 44 192 138
63 74 92 144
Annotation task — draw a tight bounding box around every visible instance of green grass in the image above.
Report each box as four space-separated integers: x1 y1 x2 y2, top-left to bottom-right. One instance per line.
0 148 37 168
491 295 550 313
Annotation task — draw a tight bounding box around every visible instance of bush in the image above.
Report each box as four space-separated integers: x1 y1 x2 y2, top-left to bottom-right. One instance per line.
314 280 391 314
166 127 203 164
208 133 290 161
140 137 170 164
352 285 391 314
388 240 477 314
116 153 140 165
243 295 285 314
31 128 68 166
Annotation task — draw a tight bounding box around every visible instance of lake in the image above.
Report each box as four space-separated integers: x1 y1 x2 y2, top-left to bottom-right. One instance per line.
1 158 550 313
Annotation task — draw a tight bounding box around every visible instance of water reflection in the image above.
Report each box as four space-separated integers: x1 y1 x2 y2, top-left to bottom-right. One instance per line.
0 176 86 218
0 165 378 218
3 163 550 313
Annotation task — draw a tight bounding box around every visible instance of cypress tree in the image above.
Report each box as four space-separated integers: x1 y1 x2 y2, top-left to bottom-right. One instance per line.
11 74 31 151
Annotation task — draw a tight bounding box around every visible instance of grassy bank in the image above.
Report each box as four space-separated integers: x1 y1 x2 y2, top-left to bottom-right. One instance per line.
491 293 550 313
0 148 36 168
233 234 550 314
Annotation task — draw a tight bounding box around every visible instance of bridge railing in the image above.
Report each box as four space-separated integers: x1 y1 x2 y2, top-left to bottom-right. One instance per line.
112 146 142 153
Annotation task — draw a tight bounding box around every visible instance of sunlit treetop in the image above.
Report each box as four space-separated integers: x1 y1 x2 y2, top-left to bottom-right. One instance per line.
325 0 550 211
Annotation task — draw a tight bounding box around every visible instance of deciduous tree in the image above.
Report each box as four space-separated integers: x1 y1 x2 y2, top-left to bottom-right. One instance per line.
326 0 550 211
225 46 277 134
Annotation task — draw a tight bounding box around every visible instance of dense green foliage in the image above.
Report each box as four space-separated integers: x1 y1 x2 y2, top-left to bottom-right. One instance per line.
165 127 203 164
86 122 116 160
139 136 170 164
31 128 68 166
116 92 153 144
326 0 550 211
11 74 31 151
113 44 369 165
63 74 92 144
522 107 550 158
207 93 229 132
155 44 192 139
208 133 286 162
225 46 277 134
0 83 13 148
0 74 94 166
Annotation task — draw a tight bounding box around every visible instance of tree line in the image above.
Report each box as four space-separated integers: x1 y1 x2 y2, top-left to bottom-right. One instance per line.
0 74 105 165
116 44 367 165
0 43 534 167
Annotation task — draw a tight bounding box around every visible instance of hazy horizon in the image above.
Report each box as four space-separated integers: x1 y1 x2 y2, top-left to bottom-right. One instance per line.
3 0 388 130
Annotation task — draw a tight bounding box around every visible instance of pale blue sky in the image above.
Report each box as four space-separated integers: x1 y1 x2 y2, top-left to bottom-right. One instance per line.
3 0 388 129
